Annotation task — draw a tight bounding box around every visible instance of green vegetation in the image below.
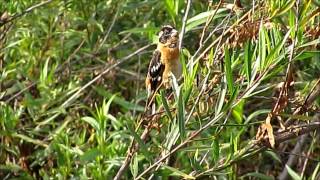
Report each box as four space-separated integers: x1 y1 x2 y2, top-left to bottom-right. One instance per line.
1 0 319 179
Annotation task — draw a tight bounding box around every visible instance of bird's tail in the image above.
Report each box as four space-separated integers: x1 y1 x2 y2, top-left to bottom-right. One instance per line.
151 101 156 115
145 90 156 115
145 81 163 115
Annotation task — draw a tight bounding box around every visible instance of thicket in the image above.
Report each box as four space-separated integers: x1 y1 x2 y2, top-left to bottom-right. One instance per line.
0 0 319 179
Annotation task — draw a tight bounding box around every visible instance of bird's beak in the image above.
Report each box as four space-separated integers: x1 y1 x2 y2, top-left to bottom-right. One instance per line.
171 32 179 38
171 30 179 38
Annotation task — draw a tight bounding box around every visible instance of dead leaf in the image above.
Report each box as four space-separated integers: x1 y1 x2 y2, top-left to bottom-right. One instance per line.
265 114 275 148
256 114 275 148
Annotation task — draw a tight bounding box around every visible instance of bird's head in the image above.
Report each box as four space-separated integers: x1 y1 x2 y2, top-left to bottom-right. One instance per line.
158 25 179 48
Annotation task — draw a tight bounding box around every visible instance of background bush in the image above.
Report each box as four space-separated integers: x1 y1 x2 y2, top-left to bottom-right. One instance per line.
0 0 319 179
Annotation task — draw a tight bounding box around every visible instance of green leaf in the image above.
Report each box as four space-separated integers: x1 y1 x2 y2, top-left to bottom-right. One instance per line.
298 39 320 48
289 9 295 38
264 150 282 163
103 95 116 117
299 0 312 21
81 116 100 131
300 5 319 27
40 57 49 85
295 51 320 61
286 165 302 180
171 73 185 139
177 88 185 138
265 29 291 67
232 99 244 124
215 75 227 116
211 138 220 163
258 24 267 71
127 125 149 157
0 39 24 52
224 45 234 93
160 90 174 122
227 132 234 161
0 163 23 172
163 124 179 156
311 163 320 180
80 148 101 163
94 86 144 112
186 8 228 32
162 165 195 179
164 0 176 24
130 154 139 178
244 41 252 82
246 109 269 123
272 0 295 18
12 133 48 148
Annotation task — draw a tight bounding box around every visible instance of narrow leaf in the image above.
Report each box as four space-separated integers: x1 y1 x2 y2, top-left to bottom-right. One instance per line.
162 165 195 179
81 116 100 131
224 45 234 93
286 165 302 180
160 90 174 121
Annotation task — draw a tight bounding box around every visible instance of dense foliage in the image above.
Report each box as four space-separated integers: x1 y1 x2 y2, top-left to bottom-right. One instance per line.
1 0 319 179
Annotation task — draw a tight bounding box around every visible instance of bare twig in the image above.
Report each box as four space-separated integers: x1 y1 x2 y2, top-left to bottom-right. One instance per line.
61 44 152 108
4 82 36 103
278 114 320 180
96 6 120 52
275 119 320 143
114 118 157 180
199 0 224 47
304 78 320 108
284 77 320 127
179 0 192 50
0 0 54 27
257 0 299 148
188 6 254 68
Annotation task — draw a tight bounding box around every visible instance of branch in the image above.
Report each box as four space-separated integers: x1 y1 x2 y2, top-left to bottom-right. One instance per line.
178 0 192 50
0 0 54 27
278 114 320 180
199 0 224 47
61 44 152 108
275 119 320 144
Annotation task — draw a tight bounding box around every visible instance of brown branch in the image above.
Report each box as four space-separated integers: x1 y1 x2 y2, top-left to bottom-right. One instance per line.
278 114 320 180
274 119 320 144
282 79 320 127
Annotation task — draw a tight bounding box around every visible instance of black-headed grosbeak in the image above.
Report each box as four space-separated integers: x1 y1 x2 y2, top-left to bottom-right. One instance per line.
145 25 181 104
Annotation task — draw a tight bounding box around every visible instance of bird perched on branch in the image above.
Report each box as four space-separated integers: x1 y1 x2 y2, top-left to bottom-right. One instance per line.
145 25 181 111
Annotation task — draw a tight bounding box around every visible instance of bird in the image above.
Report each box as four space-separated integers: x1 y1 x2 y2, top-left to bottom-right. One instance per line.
145 25 181 111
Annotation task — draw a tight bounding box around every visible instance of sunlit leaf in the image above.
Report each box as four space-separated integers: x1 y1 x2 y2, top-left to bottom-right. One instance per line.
286 165 302 180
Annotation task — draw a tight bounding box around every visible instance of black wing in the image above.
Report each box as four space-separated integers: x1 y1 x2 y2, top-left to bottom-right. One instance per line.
147 50 164 92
